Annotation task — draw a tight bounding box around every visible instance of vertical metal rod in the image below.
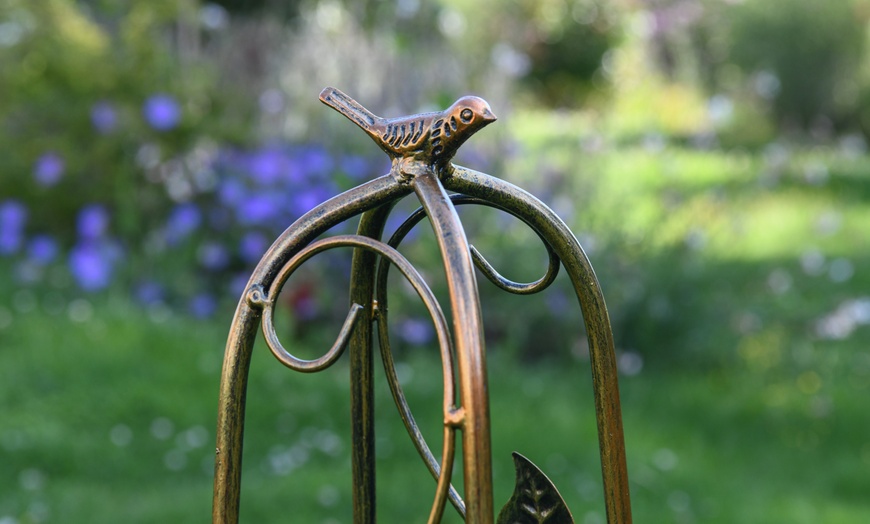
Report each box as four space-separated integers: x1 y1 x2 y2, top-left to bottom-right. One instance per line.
212 304 260 524
413 171 494 524
348 205 395 524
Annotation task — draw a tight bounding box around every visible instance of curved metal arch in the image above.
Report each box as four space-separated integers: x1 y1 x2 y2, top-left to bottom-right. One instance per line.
213 174 412 523
445 165 632 524
213 164 631 524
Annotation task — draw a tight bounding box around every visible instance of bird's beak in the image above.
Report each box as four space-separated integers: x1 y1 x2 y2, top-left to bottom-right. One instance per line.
482 109 497 123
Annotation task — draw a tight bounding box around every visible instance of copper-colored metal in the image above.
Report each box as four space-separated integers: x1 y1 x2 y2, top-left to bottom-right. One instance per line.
319 87 496 178
444 167 632 523
212 88 632 523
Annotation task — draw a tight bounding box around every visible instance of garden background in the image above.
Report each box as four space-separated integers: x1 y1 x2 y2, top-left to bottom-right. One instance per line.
2 0 870 522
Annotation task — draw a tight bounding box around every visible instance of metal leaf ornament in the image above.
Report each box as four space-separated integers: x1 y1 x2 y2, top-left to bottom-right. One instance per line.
496 453 575 524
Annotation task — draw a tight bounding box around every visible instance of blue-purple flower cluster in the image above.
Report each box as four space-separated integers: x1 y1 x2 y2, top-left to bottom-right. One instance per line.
4 94 391 320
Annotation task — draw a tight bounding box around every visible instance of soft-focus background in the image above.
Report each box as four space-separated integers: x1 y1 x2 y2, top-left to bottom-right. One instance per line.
2 0 870 522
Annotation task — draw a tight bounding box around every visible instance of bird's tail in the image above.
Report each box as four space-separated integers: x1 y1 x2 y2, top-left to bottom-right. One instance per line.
319 87 380 132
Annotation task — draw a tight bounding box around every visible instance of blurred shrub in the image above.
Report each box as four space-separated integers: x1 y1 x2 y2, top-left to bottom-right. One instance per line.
429 0 621 108
208 0 302 19
604 44 711 141
521 0 617 107
724 0 865 131
712 94 778 150
0 0 389 319
632 0 869 141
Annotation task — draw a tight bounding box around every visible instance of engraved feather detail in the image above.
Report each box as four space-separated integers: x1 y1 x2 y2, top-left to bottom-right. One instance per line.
318 86 496 172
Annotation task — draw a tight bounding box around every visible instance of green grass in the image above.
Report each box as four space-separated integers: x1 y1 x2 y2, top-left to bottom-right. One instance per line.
1 295 868 523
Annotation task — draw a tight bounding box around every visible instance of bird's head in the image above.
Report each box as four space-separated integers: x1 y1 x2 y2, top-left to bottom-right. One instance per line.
449 96 497 133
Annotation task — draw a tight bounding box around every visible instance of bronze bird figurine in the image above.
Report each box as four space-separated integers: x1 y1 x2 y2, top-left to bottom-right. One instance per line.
319 86 496 175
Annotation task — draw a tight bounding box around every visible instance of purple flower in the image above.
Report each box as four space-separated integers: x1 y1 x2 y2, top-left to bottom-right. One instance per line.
143 94 181 131
0 200 27 255
398 317 434 345
340 155 371 180
135 280 164 305
198 241 230 270
239 231 268 263
248 147 287 185
165 203 201 244
33 153 64 187
69 242 114 291
77 204 109 240
229 273 250 298
0 200 26 228
27 235 58 265
0 229 22 255
218 178 247 207
90 101 117 133
292 189 322 217
236 193 280 226
188 293 217 318
298 146 333 178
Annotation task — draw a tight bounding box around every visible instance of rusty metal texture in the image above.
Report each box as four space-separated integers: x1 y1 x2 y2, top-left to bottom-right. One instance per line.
212 88 632 523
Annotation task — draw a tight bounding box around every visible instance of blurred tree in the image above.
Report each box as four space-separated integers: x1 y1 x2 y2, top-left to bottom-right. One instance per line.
524 0 621 107
726 0 865 130
442 0 620 108
206 0 302 19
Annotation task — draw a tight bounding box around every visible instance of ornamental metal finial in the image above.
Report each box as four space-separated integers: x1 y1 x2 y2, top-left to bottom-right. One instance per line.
319 87 496 176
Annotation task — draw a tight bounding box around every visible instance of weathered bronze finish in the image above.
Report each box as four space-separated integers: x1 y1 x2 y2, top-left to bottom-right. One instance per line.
497 453 575 524
320 87 496 177
213 88 632 523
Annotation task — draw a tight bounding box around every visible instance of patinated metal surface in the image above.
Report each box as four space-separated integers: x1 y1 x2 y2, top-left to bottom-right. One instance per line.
497 453 575 524
212 88 632 523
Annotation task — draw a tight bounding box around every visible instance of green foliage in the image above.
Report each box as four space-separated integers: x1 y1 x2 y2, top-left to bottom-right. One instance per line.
438 0 620 107
208 0 303 19
522 1 615 107
477 109 870 373
0 0 252 246
725 0 865 127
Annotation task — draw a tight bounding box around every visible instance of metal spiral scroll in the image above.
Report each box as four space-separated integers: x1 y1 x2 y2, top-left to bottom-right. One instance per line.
250 233 463 524
213 93 631 524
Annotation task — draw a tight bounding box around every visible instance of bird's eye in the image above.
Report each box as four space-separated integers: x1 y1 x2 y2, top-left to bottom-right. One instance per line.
460 108 473 123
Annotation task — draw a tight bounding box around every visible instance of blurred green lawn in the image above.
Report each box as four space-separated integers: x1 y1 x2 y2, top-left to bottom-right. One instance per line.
3 133 870 523
2 297 868 523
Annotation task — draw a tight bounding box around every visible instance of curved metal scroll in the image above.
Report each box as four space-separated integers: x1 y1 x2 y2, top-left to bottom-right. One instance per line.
371 194 561 520
213 107 631 524
445 166 632 523
213 175 412 523
392 194 560 295
255 234 462 524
